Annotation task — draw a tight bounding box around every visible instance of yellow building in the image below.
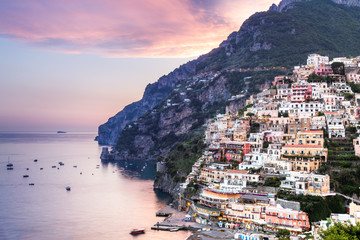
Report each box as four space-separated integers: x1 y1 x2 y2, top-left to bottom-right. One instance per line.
281 145 328 172
295 130 324 147
199 188 242 214
198 167 227 184
350 202 360 223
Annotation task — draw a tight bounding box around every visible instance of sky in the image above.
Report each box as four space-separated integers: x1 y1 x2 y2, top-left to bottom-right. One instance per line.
0 0 280 132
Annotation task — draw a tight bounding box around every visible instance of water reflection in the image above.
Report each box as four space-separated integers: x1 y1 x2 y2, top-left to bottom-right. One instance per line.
0 132 187 240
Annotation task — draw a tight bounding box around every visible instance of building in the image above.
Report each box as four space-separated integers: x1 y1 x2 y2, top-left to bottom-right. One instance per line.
314 64 333 76
353 136 360 157
294 130 324 147
347 68 360 83
199 188 242 213
280 172 330 196
307 54 329 68
325 112 346 138
281 144 328 172
265 204 310 233
225 195 269 224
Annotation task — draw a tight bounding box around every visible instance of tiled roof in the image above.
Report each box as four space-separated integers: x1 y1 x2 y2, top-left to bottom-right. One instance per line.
227 170 248 174
283 145 323 148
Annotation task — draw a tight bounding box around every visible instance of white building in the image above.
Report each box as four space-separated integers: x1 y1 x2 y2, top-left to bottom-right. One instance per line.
280 172 331 196
279 101 325 118
307 54 329 68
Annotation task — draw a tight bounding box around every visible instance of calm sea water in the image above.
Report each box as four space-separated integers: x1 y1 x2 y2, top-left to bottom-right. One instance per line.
0 132 188 240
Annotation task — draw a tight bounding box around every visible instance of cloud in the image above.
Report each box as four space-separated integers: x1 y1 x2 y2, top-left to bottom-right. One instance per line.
0 0 280 57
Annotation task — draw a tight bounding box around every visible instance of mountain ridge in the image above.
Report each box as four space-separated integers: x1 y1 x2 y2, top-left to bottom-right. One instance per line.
98 0 360 148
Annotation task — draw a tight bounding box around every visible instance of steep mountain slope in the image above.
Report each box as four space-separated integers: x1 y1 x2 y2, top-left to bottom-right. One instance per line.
197 0 360 72
97 60 198 145
98 0 360 147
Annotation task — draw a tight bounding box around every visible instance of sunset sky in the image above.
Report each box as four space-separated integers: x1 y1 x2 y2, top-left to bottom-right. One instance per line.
0 0 280 132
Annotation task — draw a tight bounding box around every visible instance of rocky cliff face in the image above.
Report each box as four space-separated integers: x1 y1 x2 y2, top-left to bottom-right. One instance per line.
153 173 180 200
97 60 198 145
115 70 279 161
99 0 360 151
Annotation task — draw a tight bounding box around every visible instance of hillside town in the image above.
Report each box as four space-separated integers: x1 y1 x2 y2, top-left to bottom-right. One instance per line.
174 54 360 239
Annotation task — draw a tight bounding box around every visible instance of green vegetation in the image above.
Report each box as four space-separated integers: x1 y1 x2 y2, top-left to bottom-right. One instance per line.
344 93 354 101
183 180 201 198
277 193 346 223
264 176 285 187
349 82 360 93
320 222 360 240
223 70 286 96
196 0 360 73
164 135 206 179
323 136 360 196
238 104 253 116
116 124 139 154
307 73 336 84
331 62 345 75
278 112 289 117
276 229 291 240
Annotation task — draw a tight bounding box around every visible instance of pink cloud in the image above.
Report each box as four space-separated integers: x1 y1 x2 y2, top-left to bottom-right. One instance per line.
0 0 280 57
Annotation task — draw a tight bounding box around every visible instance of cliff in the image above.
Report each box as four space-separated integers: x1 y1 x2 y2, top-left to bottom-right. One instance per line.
99 0 360 154
97 60 198 145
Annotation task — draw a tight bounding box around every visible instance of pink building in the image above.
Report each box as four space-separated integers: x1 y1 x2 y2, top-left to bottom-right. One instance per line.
347 69 360 83
273 75 287 86
315 65 333 76
265 205 310 232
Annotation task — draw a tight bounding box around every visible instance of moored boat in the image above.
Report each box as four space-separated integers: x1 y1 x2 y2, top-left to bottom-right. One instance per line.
130 228 145 235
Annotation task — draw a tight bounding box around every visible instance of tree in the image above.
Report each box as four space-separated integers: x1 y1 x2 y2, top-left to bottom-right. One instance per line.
344 93 354 101
320 222 360 240
331 62 345 75
276 229 290 240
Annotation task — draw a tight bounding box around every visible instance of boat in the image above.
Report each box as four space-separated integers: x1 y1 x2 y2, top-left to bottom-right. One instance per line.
57 131 67 134
26 168 29 170
52 166 56 168
23 175 29 178
40 168 43 170
7 167 13 170
130 228 145 235
66 186 71 191
34 159 38 162
29 183 35 186
7 157 13 167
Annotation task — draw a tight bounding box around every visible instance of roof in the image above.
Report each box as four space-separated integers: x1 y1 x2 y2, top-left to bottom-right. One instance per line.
241 194 269 202
227 170 248 174
283 145 323 148
303 130 323 133
196 204 220 212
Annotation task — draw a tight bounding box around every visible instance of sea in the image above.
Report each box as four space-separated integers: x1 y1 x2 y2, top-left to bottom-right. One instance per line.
0 132 189 240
